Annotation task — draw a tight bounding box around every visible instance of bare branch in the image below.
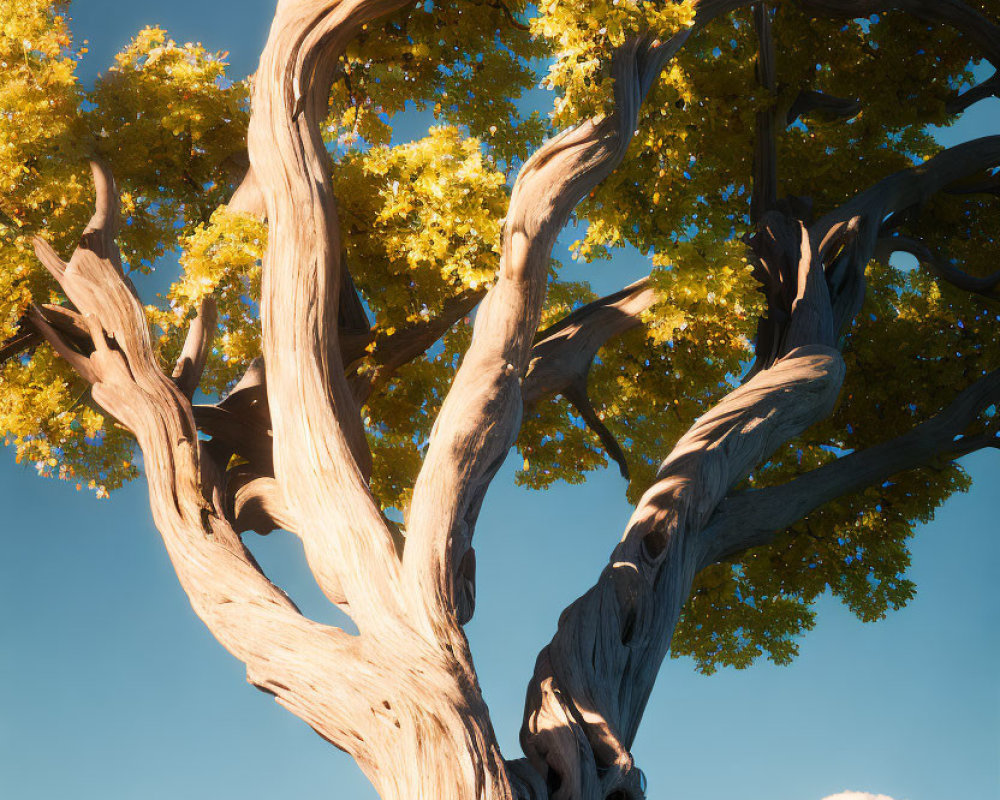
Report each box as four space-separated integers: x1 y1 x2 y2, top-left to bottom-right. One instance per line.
245 3 520 796
0 328 39 364
350 287 486 404
27 160 387 753
228 162 267 219
747 206 846 377
248 0 409 623
701 367 1000 565
947 69 1000 114
521 226 845 793
79 160 122 267
786 89 861 125
874 234 1000 301
193 403 274 473
172 297 218 398
0 303 90 365
522 277 659 477
26 304 98 384
404 0 756 633
811 135 1000 335
230 472 299 536
943 171 1000 198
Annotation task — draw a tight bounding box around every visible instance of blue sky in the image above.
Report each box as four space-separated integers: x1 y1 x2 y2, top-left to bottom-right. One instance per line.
1 3 998 799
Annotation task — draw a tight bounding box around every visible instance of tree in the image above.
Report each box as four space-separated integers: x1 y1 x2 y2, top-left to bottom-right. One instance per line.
2 0 998 797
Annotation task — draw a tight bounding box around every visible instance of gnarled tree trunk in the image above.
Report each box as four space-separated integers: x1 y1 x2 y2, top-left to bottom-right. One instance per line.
23 1 1000 798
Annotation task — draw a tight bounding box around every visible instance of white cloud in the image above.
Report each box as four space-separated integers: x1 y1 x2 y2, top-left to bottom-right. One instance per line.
822 792 898 800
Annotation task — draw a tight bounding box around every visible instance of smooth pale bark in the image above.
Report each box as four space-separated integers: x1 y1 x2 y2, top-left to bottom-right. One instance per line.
171 297 217 398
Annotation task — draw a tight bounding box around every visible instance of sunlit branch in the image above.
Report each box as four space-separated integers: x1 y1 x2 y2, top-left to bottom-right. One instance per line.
701 366 1000 566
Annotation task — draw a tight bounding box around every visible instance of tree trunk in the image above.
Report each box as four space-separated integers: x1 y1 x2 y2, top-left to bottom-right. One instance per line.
22 1 1000 798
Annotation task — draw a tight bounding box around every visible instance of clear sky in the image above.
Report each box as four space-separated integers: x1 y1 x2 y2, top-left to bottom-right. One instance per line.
1 3 998 799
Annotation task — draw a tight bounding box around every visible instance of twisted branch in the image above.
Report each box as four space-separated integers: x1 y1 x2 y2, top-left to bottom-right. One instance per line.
404 0 756 636
875 234 1000 301
27 160 385 762
701 366 1000 565
519 224 844 799
522 277 659 479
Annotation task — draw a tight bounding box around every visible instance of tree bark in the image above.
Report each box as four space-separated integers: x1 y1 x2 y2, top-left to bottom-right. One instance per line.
20 2 1000 799
517 224 845 798
244 1 515 796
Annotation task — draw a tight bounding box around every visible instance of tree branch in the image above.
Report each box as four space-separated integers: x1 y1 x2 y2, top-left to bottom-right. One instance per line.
172 297 218 398
700 366 1000 565
246 3 516 796
228 161 267 219
947 69 1000 115
350 287 486 404
403 0 758 636
520 224 845 797
751 2 778 224
748 139 1000 380
0 303 90 365
28 159 383 764
26 303 99 384
797 0 1000 64
786 89 861 126
943 171 1000 198
229 472 299 536
521 277 659 478
248 0 408 623
811 135 1000 336
874 234 1000 301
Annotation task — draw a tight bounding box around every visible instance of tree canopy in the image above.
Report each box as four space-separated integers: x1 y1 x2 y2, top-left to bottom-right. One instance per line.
2 1 999 795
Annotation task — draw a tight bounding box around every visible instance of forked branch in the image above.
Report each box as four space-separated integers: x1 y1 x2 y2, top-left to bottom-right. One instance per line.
810 135 1000 336
28 160 380 759
405 0 756 633
702 366 1000 564
522 277 660 478
248 0 410 623
518 224 845 798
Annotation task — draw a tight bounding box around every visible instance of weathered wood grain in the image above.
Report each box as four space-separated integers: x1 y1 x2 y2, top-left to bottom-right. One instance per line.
22 1 1000 798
